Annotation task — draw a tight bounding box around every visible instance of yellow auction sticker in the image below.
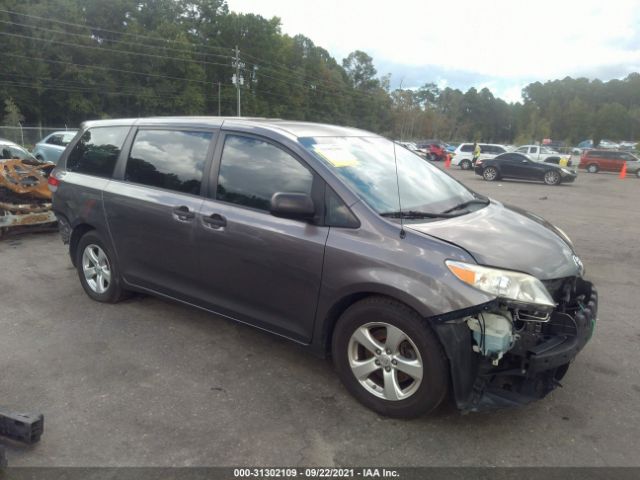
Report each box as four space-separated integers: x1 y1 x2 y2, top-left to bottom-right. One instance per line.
312 145 359 167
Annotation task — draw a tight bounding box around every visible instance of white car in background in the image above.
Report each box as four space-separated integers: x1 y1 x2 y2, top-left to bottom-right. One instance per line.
451 143 508 170
514 145 571 165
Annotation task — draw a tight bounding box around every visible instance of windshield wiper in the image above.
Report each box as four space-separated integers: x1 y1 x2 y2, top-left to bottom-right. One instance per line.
380 210 463 219
441 198 490 214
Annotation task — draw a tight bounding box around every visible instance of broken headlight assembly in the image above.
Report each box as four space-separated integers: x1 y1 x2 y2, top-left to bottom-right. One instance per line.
446 260 555 311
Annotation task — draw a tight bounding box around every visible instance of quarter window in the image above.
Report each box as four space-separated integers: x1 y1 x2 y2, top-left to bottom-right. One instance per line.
125 129 213 195
67 127 129 178
216 135 313 211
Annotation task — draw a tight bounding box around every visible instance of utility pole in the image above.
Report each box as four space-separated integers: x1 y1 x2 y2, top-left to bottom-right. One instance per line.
217 82 221 116
232 45 242 117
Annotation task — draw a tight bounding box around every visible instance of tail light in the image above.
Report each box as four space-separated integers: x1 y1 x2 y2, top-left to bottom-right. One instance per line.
48 171 60 192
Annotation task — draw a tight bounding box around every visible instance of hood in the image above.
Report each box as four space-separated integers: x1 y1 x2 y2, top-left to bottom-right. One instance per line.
407 201 581 280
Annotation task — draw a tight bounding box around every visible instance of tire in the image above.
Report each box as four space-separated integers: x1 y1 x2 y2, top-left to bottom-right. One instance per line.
332 296 448 418
76 230 128 303
460 159 472 170
544 170 561 185
587 164 599 173
482 166 499 181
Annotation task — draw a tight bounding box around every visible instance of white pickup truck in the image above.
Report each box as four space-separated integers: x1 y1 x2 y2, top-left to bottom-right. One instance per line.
513 145 572 166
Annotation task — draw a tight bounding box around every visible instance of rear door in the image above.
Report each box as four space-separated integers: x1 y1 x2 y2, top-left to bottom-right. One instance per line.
193 132 330 342
104 127 216 298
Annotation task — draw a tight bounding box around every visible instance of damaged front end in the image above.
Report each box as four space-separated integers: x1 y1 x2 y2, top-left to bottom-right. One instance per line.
433 274 597 412
0 158 57 236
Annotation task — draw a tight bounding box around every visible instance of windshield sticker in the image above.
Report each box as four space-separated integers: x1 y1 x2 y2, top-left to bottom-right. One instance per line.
312 145 359 167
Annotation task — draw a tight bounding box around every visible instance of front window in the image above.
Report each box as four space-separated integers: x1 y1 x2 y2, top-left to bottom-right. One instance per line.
301 136 477 217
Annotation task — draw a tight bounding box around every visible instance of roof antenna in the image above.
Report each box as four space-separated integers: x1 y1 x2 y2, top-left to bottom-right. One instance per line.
391 141 406 239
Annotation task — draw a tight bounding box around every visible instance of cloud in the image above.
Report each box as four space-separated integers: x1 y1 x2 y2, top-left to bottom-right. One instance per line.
227 0 640 101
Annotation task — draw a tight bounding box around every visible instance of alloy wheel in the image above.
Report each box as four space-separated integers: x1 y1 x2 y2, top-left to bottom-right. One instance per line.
545 170 560 185
82 244 112 294
347 322 423 401
483 167 497 181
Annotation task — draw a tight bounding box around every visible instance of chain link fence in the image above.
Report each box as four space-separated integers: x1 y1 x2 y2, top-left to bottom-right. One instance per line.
0 126 75 149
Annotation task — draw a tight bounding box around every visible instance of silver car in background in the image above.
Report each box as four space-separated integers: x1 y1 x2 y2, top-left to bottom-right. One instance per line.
32 131 77 164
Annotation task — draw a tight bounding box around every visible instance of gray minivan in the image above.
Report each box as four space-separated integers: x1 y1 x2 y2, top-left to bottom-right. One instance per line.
50 117 597 418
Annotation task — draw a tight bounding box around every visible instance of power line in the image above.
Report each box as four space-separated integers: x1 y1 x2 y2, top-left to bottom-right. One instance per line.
0 8 234 55
0 11 381 102
0 18 234 63
0 31 234 71
3 52 221 86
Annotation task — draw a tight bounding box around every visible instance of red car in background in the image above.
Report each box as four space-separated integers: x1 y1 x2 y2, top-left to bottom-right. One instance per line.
579 149 640 176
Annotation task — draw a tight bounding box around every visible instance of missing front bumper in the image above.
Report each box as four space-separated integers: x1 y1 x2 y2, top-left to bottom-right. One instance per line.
432 279 597 412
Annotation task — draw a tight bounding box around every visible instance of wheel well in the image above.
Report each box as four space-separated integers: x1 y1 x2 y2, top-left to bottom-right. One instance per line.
69 223 95 266
321 292 424 356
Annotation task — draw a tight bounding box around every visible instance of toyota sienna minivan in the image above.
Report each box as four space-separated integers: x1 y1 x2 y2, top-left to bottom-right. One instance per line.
50 117 597 418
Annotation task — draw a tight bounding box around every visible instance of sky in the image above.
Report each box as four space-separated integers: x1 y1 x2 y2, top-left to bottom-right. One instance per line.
226 0 640 103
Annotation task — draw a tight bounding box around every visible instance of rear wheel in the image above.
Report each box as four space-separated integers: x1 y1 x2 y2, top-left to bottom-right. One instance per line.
482 166 499 181
460 159 472 170
332 297 448 418
587 164 599 173
544 170 561 185
76 230 128 303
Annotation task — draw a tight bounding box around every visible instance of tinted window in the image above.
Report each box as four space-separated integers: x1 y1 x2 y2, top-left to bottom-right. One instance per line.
460 144 474 152
496 153 521 161
67 127 129 178
217 135 313 211
125 129 212 195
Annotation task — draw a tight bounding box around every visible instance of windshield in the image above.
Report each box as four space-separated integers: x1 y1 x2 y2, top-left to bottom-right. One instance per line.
300 136 477 216
0 144 37 161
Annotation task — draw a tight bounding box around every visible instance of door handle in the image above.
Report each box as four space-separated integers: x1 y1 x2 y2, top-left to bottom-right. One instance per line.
172 205 195 221
202 213 227 229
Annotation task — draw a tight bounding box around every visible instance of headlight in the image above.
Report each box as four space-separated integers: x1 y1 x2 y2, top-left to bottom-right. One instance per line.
446 260 555 309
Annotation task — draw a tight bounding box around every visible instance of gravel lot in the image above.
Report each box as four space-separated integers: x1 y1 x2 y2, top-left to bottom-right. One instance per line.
1 166 639 467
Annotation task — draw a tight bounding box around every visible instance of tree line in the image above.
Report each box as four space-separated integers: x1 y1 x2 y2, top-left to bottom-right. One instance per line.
1 0 639 147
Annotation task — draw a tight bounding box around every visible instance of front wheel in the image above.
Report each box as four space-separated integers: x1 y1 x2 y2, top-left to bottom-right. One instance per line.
482 166 499 181
76 230 128 303
544 170 561 185
460 159 472 170
587 164 599 173
332 297 448 418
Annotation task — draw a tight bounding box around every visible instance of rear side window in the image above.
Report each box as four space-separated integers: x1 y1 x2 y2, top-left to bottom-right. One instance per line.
125 129 212 195
460 144 473 152
67 127 129 178
216 135 313 211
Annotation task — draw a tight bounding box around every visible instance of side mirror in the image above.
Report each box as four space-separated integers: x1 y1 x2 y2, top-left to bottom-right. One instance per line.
270 192 315 220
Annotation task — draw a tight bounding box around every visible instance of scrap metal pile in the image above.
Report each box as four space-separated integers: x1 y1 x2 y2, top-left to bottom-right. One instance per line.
0 157 57 236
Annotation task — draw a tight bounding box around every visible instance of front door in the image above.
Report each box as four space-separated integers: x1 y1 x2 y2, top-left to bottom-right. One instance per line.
194 133 329 342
